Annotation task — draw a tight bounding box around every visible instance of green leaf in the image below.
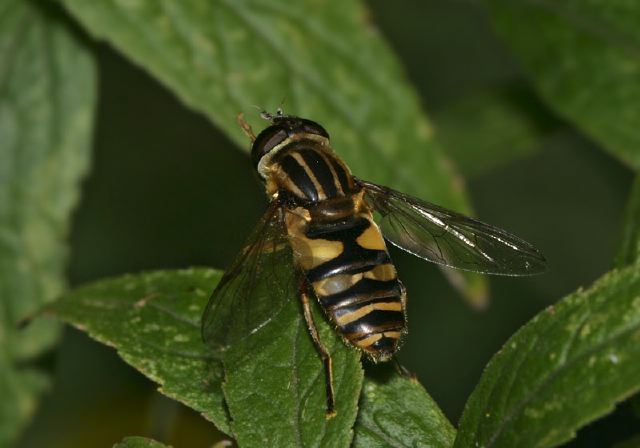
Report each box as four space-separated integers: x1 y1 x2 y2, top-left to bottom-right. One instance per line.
0 355 49 447
353 365 456 448
0 0 96 444
46 269 232 435
484 1 640 168
113 436 171 448
615 176 640 268
223 290 363 447
57 0 485 299
454 264 640 448
46 268 365 446
433 83 561 178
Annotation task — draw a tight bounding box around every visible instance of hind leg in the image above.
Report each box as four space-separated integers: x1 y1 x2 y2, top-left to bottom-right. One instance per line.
393 356 417 382
299 280 336 418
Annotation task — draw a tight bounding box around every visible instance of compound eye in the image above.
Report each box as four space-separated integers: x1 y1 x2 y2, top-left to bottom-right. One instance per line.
251 126 288 167
257 128 287 153
300 119 330 139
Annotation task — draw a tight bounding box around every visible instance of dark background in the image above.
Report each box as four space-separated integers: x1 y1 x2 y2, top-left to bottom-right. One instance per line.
17 1 637 447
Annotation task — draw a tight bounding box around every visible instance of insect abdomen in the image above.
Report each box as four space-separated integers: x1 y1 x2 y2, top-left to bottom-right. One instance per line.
286 206 406 361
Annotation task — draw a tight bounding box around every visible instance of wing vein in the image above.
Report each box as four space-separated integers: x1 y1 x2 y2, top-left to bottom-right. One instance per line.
357 178 546 276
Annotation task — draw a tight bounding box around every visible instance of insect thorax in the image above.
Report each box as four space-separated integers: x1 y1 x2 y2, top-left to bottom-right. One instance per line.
262 141 357 203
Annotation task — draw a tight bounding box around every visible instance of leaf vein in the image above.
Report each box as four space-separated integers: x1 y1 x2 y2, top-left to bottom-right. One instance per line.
147 301 200 328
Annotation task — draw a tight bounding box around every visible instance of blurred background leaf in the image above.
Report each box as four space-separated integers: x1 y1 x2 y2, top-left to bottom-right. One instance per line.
368 1 562 178
484 0 640 168
432 82 563 178
0 0 95 445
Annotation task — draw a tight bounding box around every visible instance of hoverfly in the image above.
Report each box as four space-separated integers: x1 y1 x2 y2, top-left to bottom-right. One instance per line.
201 109 546 417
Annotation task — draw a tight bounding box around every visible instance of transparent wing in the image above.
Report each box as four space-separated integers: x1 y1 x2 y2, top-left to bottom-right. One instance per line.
201 203 297 354
357 179 547 276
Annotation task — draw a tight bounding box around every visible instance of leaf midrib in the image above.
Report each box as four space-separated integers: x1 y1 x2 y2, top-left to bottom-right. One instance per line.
357 419 407 447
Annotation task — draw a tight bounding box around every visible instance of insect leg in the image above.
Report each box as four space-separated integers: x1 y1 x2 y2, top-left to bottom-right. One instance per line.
299 280 337 419
393 356 417 382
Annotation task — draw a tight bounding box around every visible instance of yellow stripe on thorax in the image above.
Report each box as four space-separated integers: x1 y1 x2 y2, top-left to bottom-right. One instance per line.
290 151 327 200
316 150 345 195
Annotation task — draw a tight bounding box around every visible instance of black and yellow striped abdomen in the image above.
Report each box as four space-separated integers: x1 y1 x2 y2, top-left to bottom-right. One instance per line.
285 193 407 361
